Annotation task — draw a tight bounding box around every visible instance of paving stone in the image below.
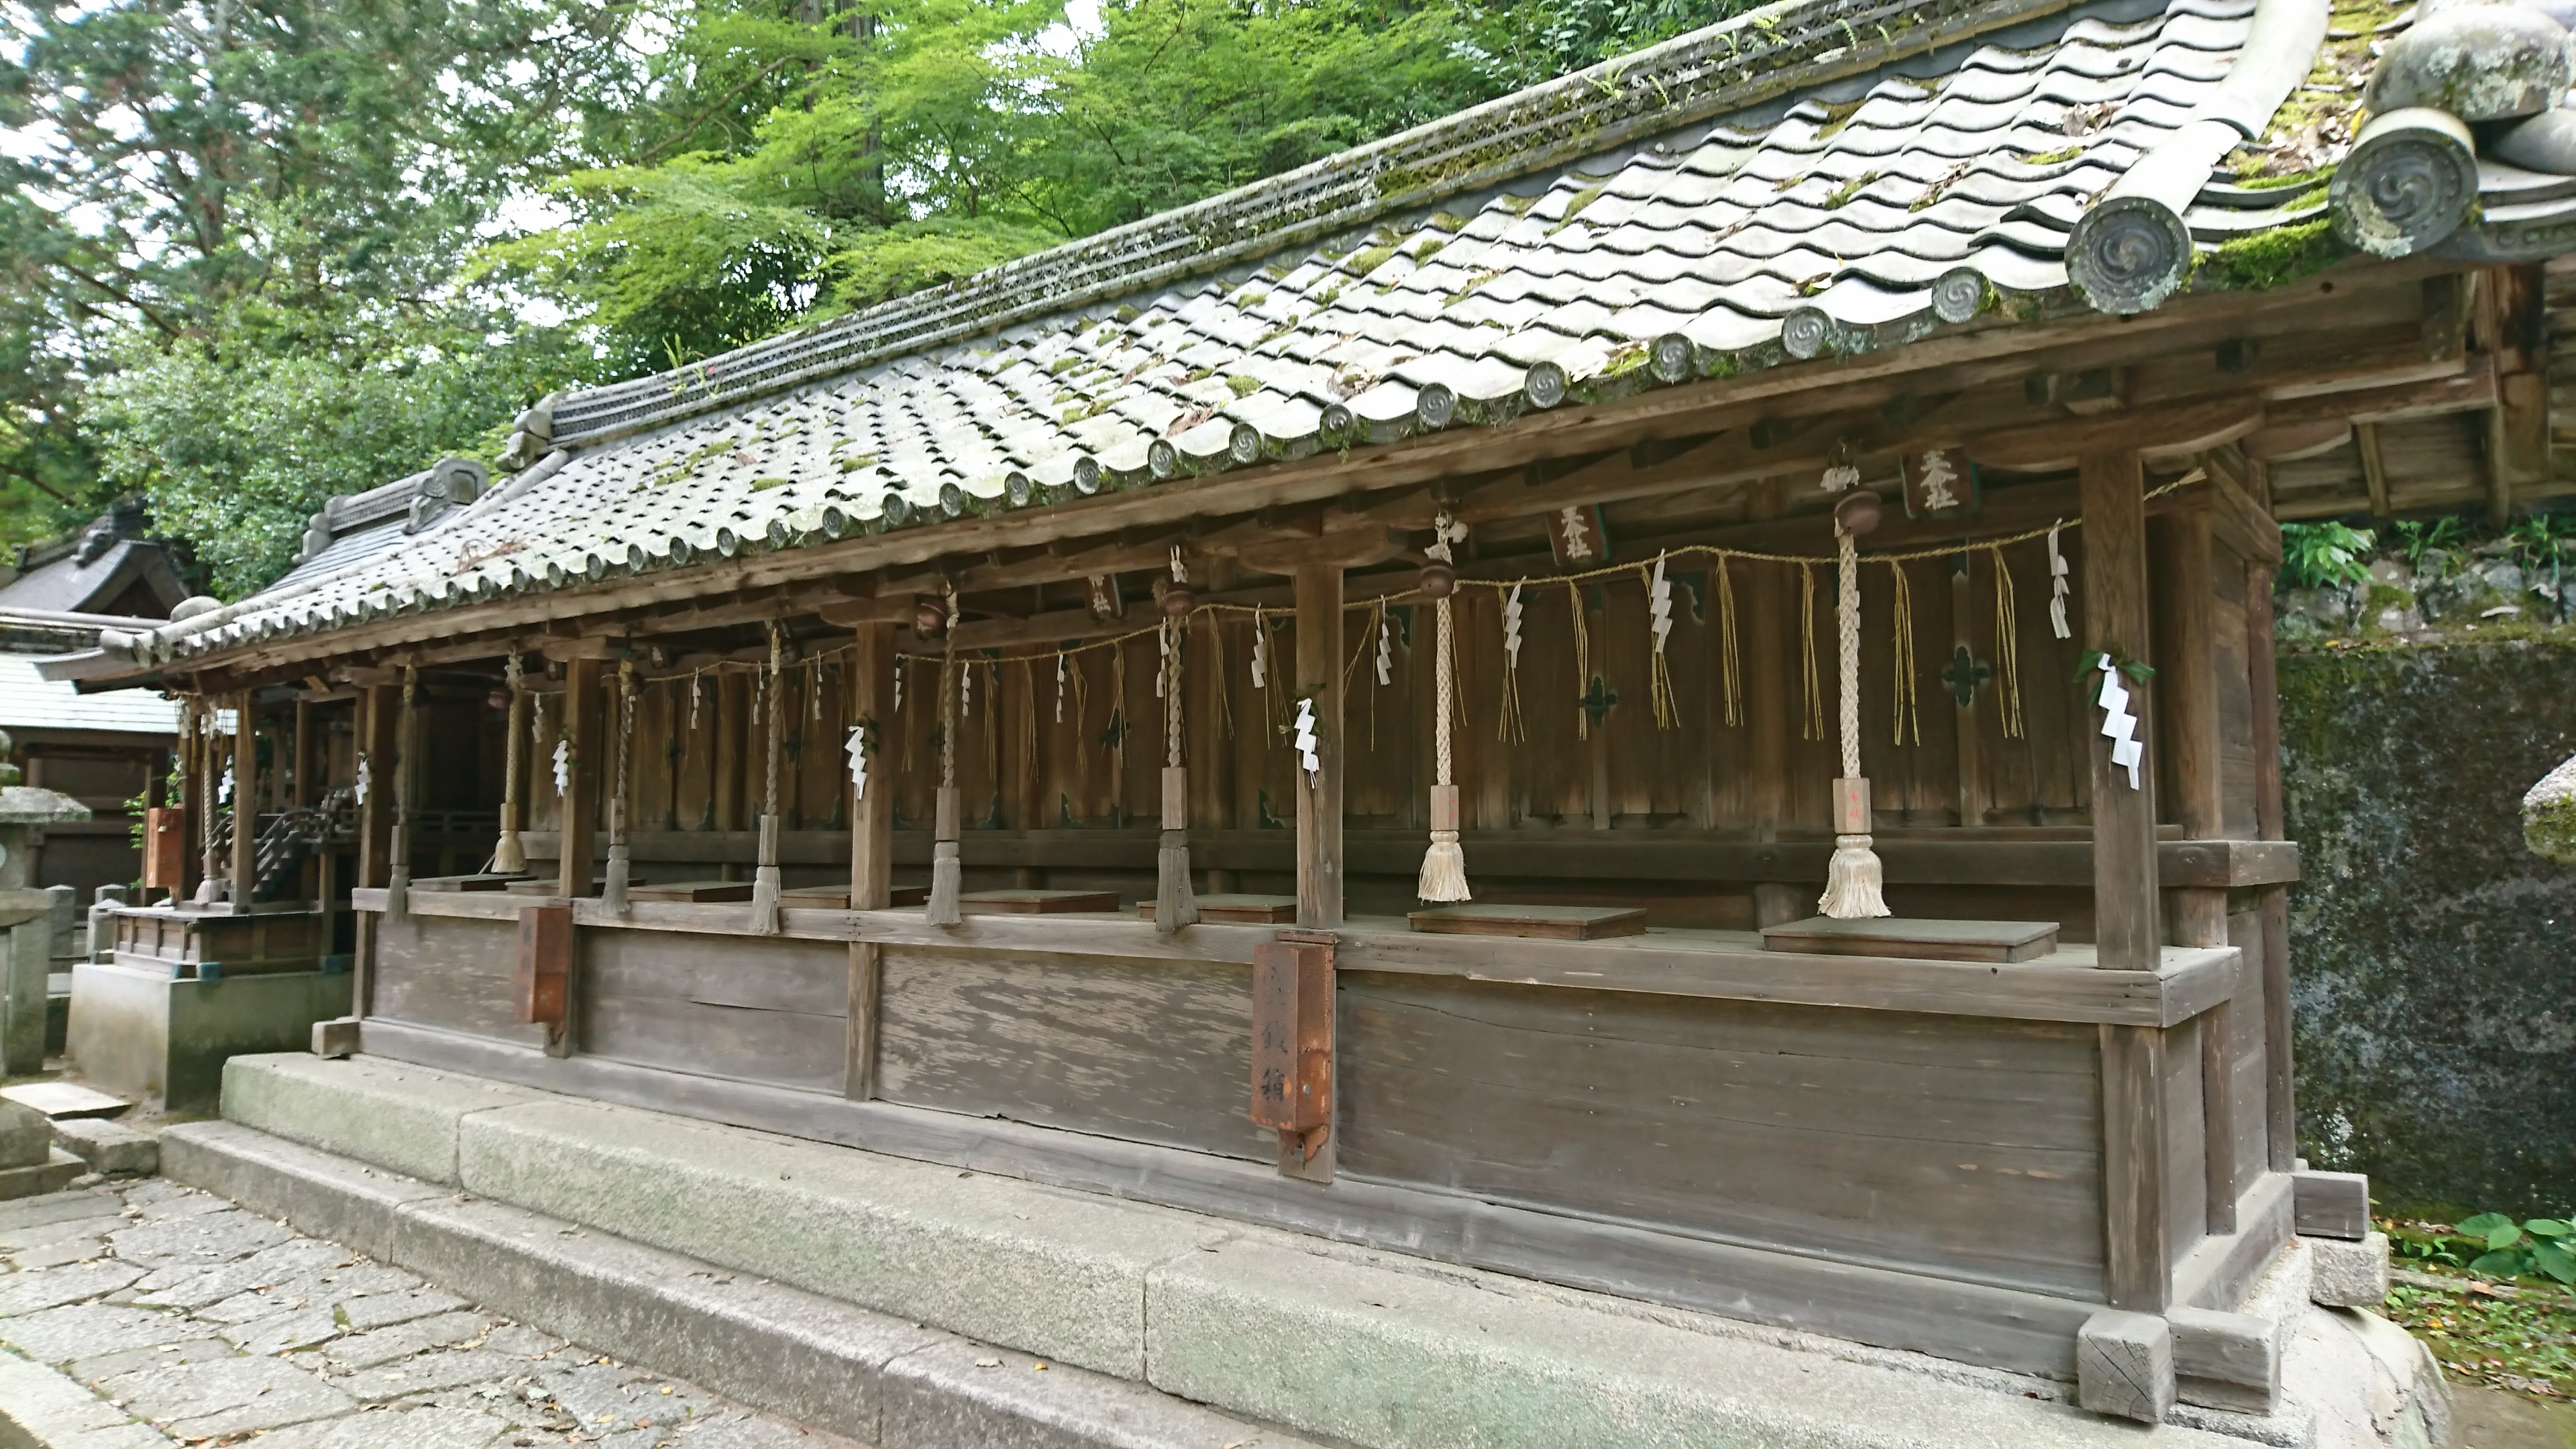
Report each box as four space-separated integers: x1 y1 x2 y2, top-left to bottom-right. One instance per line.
117 1179 191 1209
107 1205 292 1269
52 1118 158 1177
67 1336 231 1385
0 1212 125 1250
338 1283 468 1329
0 1259 144 1315
0 1345 164 1448
338 1346 532 1403
480 1322 568 1358
221 1302 343 1355
128 1234 350 1307
541 1361 727 1430
128 1187 224 1222
248 1403 514 1449
99 1352 355 1437
11 1230 109 1269
0 1301 193 1362
0 1189 120 1232
200 1261 421 1323
323 1308 494 1370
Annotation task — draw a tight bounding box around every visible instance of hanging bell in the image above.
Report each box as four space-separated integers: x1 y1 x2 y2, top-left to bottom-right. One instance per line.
1419 557 1457 598
914 594 951 637
1832 488 1884 537
486 688 511 712
1161 579 1195 617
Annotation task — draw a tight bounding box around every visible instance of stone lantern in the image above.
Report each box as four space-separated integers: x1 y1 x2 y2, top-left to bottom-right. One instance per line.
0 733 91 1075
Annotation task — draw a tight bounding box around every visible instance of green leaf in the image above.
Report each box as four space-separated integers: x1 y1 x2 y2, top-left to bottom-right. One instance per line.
2532 1241 2576 1285
2458 1212 2516 1239
2469 1248 2529 1277
2523 1218 2574 1239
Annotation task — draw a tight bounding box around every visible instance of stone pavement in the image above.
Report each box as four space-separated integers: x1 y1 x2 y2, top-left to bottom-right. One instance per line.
0 1176 860 1448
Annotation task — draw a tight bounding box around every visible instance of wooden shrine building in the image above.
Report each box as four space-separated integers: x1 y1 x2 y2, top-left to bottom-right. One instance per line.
47 0 2576 1418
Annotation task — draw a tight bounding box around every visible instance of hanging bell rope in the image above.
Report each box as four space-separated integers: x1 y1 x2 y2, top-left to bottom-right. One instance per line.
386 666 418 920
1819 486 1890 920
1888 558 1922 747
1417 515 1470 903
926 590 965 925
1799 562 1825 742
751 623 788 934
493 655 529 875
1155 546 1199 934
604 659 637 915
1990 545 2027 741
1715 555 1743 729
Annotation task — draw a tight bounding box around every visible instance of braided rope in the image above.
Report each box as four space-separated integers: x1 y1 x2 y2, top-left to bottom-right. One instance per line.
1165 619 1184 770
616 660 637 822
1434 595 1455 789
1837 528 1862 780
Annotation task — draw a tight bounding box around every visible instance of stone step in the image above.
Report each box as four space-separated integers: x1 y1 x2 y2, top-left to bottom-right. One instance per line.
191 1051 2309 1449
162 1119 1329 1449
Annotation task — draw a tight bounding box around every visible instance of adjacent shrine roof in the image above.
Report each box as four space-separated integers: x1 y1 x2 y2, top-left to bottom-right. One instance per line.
76 0 2576 674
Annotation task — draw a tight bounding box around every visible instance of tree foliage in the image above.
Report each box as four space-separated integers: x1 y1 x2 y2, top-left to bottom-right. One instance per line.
3 0 1760 598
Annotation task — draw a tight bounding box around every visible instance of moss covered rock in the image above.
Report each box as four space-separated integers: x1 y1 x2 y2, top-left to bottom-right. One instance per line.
2284 631 2576 1216
2526 754 2576 865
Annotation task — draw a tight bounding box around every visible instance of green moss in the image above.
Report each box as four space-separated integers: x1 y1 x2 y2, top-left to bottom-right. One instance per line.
1546 185 1606 235
751 476 792 492
2025 144 2083 166
1225 375 1260 398
1346 244 1401 277
2528 788 2576 865
2204 219 2343 292
1427 211 1470 232
1048 356 1080 375
1822 171 1879 209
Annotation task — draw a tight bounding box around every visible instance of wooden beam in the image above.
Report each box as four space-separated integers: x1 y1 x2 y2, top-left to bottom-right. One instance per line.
1294 565 1343 930
1238 527 1410 576
2151 509 2235 1237
1967 398 2262 472
229 693 256 907
558 657 600 900
2356 423 2391 518
2102 1024 2171 1312
848 622 894 1102
2080 449 2160 969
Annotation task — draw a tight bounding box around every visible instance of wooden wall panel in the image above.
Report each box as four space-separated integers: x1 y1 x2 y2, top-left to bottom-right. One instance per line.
875 947 1275 1161
2162 1015 2209 1272
371 914 545 1047
579 928 847 1093
2210 549 2259 840
1335 973 2106 1296
2226 908 2272 1181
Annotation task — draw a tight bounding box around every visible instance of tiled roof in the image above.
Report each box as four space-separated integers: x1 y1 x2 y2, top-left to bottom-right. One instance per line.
110 0 2563 669
0 654 178 735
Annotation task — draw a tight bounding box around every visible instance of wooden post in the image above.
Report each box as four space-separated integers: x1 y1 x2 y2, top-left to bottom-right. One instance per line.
1949 553 1987 831
229 693 257 910
2151 506 2236 1235
354 683 398 1018
2244 555 2296 1173
1294 564 1344 929
2083 449 2168 1311
847 622 895 1102
558 658 600 898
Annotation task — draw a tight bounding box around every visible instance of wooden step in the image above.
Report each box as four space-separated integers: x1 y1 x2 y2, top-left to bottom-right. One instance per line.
1759 916 2060 963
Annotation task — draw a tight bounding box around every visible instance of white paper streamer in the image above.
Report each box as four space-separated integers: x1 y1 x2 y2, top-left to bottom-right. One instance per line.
2047 523 2074 641
1293 697 1320 785
1648 554 1673 654
846 724 868 800
2097 657 2143 790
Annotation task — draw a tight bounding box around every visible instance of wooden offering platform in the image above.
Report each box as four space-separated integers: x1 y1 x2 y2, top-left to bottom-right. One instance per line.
1408 904 1648 940
413 873 527 894
959 889 1120 915
627 879 753 904
1760 916 2060 964
1138 894 1299 924
505 877 614 898
780 885 929 908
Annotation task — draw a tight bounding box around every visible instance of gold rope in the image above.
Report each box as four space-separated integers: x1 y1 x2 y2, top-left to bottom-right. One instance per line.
1567 580 1591 740
1018 657 1038 775
1799 563 1824 742
1888 559 1921 747
1990 545 2026 741
1716 555 1742 729
1206 614 1232 740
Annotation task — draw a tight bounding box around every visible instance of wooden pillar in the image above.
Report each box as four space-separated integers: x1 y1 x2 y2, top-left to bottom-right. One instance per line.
1293 565 1344 928
2244 555 2296 1173
2082 449 2167 1311
229 693 257 910
558 658 600 898
847 623 895 1102
2151 506 2236 1235
354 684 398 1018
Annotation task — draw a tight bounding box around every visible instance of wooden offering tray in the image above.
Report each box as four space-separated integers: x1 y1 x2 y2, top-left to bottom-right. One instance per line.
626 879 753 904
1760 916 2059 963
792 885 929 908
959 889 1121 915
413 873 525 893
1137 894 1299 924
1409 904 1648 940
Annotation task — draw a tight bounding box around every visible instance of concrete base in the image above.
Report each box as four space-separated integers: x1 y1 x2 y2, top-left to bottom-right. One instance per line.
64 959 350 1111
0 1147 85 1201
180 1052 2469 1449
49 1116 154 1175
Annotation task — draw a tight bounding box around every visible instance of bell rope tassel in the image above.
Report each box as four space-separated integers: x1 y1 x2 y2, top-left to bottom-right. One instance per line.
1417 592 1470 901
1157 767 1199 933
1819 523 1890 919
926 790 964 925
749 815 784 934
493 801 527 875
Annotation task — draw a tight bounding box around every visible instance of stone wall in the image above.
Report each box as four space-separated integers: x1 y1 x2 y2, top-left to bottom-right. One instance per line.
2282 629 2576 1216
